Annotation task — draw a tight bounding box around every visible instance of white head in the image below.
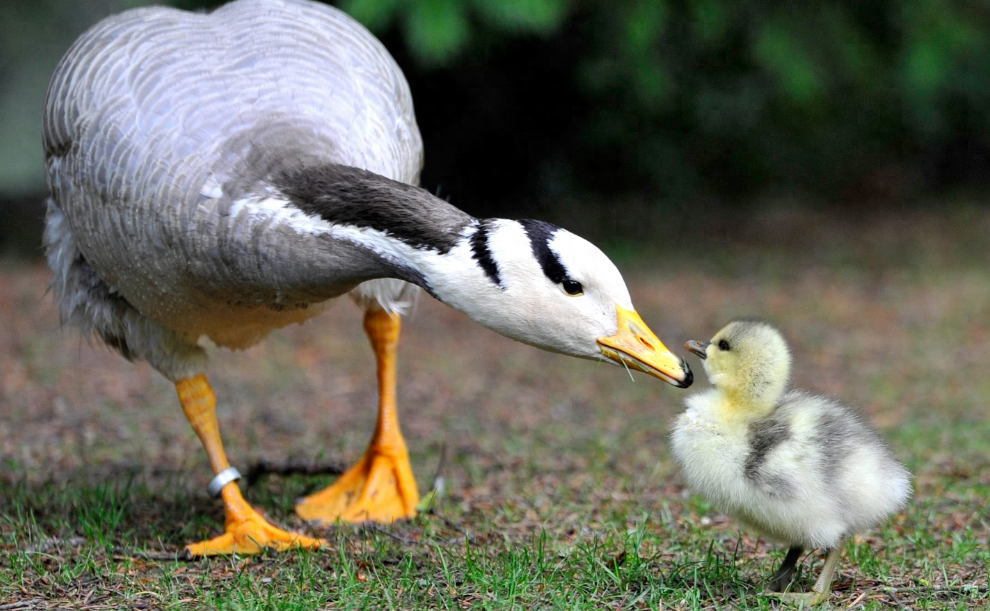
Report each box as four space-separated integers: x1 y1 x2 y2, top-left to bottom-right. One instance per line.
257 164 682 389
685 318 791 410
423 219 692 388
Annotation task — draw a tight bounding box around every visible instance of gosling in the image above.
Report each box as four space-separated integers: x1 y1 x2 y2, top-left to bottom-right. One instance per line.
671 318 911 605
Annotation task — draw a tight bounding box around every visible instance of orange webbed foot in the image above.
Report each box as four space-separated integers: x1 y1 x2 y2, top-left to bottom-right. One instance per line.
295 444 419 524
185 485 327 557
295 309 420 525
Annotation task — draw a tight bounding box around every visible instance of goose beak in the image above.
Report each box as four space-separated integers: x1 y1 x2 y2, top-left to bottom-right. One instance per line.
685 340 711 359
597 305 693 388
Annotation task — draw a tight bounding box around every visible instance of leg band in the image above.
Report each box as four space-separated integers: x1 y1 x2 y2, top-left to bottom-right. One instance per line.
208 466 242 498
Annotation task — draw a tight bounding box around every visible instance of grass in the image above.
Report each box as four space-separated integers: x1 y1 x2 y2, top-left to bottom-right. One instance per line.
1 206 989 609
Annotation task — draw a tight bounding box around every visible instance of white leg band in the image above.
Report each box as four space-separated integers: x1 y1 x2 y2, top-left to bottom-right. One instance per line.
207 466 242 498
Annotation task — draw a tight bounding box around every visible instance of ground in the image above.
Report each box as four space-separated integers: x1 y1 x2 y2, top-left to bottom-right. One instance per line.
1 206 988 609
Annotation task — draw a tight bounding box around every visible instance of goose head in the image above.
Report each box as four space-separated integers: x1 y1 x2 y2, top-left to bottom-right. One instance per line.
267 164 692 388
685 318 790 409
425 219 693 388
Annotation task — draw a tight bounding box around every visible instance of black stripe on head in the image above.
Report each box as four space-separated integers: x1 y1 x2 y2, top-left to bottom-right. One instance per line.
517 219 568 284
470 220 503 289
275 164 472 254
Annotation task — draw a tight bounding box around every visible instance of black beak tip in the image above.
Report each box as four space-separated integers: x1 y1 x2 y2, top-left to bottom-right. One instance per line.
679 360 693 388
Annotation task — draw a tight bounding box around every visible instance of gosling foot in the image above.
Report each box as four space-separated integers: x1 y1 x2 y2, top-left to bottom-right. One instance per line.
767 590 831 606
764 545 842 606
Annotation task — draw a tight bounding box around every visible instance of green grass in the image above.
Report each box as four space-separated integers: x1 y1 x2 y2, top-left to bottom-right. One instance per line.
1 207 989 609
2 445 987 610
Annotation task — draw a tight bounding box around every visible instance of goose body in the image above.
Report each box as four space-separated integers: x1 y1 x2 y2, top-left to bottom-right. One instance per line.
44 0 691 555
672 319 910 604
44 0 427 377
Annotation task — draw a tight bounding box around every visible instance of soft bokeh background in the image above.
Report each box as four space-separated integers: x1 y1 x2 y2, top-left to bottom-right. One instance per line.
1 2 989 607
2 0 990 253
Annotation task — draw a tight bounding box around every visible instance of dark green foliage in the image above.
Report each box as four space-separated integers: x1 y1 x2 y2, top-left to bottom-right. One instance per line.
334 0 990 214
3 0 988 258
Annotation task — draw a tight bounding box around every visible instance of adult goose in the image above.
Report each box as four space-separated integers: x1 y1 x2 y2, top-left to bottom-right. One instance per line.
43 0 692 556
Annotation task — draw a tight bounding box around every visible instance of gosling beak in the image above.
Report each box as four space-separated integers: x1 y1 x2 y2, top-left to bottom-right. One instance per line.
597 305 693 388
685 340 710 359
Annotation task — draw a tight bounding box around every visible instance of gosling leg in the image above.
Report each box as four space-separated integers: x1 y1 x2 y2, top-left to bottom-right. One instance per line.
774 544 843 606
768 545 803 592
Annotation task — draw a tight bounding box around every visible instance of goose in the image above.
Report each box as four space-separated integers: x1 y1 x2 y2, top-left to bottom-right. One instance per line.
670 319 910 605
43 0 693 557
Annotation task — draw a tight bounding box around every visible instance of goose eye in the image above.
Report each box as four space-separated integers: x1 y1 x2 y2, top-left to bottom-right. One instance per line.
717 339 731 351
562 279 584 296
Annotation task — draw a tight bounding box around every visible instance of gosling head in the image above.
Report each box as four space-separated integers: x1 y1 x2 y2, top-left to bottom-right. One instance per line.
685 318 792 410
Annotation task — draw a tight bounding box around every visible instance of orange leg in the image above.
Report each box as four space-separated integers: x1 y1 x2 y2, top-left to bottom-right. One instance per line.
176 374 327 556
295 309 420 524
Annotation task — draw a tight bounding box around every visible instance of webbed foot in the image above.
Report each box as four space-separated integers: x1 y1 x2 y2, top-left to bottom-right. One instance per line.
186 485 326 556
295 309 420 524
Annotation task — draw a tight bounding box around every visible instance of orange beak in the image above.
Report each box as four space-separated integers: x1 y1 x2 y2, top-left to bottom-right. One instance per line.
597 305 692 388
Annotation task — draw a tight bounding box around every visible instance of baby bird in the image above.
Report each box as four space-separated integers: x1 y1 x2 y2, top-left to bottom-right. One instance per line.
671 318 911 605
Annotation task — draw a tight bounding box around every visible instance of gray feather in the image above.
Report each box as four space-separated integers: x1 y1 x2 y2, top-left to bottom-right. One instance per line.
744 417 793 496
43 0 429 379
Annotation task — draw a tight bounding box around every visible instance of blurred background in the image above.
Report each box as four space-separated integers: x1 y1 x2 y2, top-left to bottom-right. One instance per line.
2 6 988 604
1 0 989 255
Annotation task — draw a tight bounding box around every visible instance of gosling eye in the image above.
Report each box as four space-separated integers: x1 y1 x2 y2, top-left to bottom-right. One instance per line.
717 339 731 351
562 279 584 296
